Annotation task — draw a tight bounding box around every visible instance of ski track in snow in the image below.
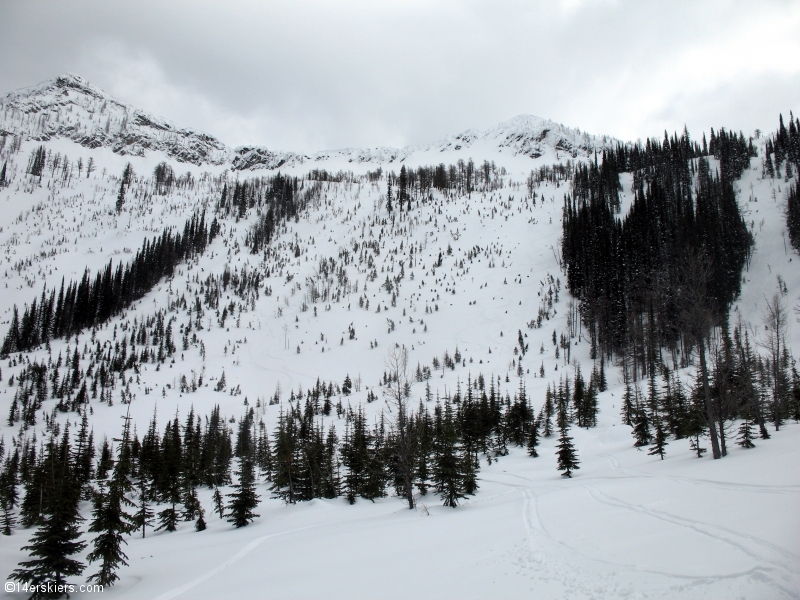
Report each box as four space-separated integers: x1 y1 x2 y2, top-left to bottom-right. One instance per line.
585 487 798 597
150 524 320 600
482 475 631 599
481 454 800 600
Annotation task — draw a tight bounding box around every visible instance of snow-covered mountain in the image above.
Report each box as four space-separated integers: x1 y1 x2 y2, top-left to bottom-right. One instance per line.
1 75 614 172
231 114 615 170
0 75 797 600
0 74 229 165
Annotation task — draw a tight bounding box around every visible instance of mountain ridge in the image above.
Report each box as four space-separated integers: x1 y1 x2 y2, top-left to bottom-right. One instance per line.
0 73 229 165
1 74 617 170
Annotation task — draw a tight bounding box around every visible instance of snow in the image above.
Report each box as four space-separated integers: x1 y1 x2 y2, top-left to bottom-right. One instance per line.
0 78 798 600
4 425 795 599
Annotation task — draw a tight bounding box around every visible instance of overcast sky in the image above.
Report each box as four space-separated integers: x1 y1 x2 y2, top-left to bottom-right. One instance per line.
1 0 798 152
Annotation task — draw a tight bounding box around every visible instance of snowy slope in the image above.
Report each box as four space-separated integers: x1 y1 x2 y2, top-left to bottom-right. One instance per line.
0 77 798 600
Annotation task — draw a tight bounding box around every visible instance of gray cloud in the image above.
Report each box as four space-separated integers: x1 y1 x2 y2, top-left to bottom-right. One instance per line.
1 0 797 151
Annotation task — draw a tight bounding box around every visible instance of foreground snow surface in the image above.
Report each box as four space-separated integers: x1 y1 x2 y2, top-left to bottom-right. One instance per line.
141 426 800 600
2 420 798 600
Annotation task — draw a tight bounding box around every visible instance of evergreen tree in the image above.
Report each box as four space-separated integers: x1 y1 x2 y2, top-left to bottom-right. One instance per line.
361 421 388 502
413 405 432 495
212 487 224 519
71 411 94 498
647 413 668 460
787 183 800 252
201 405 232 487
255 420 274 481
461 427 479 497
790 366 800 423
10 431 85 595
195 505 207 532
583 379 599 428
736 418 756 449
270 409 299 504
85 483 129 587
156 501 180 533
688 434 707 458
320 424 340 499
182 407 202 492
26 145 46 177
632 403 651 448
597 358 607 392
685 378 709 458
431 402 471 507
340 408 384 504
19 451 47 529
1 448 20 534
226 456 260 527
572 365 586 426
555 421 580 478
540 384 555 437
526 417 540 457
86 413 136 587
133 475 154 538
115 180 125 213
155 417 182 532
181 483 202 522
1 497 15 535
96 437 114 481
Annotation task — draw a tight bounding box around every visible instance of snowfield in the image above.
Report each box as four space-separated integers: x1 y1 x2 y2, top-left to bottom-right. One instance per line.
76 423 798 600
0 77 798 600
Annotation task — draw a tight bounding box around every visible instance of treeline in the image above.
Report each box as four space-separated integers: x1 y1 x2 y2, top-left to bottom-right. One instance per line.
201 264 264 316
763 112 800 179
23 144 97 185
0 363 597 533
526 161 575 193
220 175 291 220
608 126 755 183
562 117 800 461
23 143 95 185
762 113 800 251
386 160 506 206
245 161 508 254
0 406 234 589
562 127 753 376
623 321 800 459
243 174 297 252
10 341 796 589
26 145 47 177
6 309 182 428
222 173 323 253
788 183 800 252
2 212 218 354
0 370 588 534
0 363 594 590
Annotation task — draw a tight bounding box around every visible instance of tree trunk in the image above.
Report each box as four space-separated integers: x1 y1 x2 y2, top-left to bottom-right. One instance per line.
397 415 415 510
698 341 722 459
717 410 727 457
